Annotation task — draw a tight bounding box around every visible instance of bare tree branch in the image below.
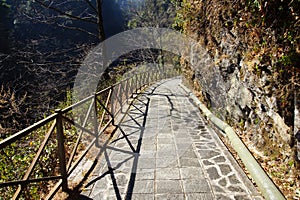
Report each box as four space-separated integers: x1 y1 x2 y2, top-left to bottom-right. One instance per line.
84 0 98 13
35 0 98 24
57 23 98 38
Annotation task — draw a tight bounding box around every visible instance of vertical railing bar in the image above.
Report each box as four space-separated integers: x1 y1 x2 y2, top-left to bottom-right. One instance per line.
94 93 100 148
117 82 122 112
12 121 57 200
110 86 115 126
98 89 112 130
114 83 120 117
139 73 142 88
137 73 140 89
128 77 131 97
142 72 146 86
66 98 95 170
130 76 134 95
142 72 145 86
135 73 140 91
96 91 114 126
131 75 134 94
133 74 136 94
55 109 68 191
113 84 119 117
137 73 139 90
133 74 136 93
138 73 141 89
141 72 144 87
125 79 129 104
120 81 127 112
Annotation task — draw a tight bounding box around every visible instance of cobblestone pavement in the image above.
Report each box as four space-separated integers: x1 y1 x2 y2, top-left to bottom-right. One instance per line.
80 77 263 200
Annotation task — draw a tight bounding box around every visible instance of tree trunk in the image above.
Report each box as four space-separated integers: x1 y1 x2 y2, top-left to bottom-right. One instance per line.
96 0 105 41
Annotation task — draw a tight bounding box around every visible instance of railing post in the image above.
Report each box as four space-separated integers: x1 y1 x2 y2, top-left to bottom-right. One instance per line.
125 79 129 104
147 71 150 85
55 109 68 192
111 87 115 126
135 74 138 93
94 94 100 148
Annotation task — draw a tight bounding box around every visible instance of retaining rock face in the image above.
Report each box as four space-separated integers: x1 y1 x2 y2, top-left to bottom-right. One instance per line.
178 0 299 197
184 48 293 153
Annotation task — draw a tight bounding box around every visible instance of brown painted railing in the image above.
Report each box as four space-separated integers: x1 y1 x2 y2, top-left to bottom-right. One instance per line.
0 67 179 199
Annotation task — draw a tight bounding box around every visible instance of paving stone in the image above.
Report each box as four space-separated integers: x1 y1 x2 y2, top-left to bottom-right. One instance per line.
180 167 204 179
182 179 210 193
137 158 156 169
213 155 227 163
203 160 214 166
156 158 179 168
179 149 198 158
156 167 180 180
228 185 246 193
185 193 214 200
176 142 193 150
155 193 185 200
198 150 220 159
213 185 227 193
179 158 201 167
155 180 183 193
156 151 177 158
91 188 120 199
215 194 233 200
219 164 232 175
157 144 176 151
141 144 156 150
135 168 155 180
228 174 240 184
156 133 173 139
234 195 252 200
207 167 221 180
200 134 213 140
157 138 174 144
131 180 154 193
191 135 201 140
218 178 227 187
139 151 156 159
129 194 154 200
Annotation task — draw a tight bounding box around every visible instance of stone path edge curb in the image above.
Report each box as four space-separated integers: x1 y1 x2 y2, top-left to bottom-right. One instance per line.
179 83 286 200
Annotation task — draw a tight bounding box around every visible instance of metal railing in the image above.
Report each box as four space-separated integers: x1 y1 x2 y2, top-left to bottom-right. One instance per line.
0 67 179 199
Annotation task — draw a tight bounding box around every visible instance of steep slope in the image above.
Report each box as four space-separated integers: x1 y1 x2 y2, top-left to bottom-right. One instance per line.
174 0 299 198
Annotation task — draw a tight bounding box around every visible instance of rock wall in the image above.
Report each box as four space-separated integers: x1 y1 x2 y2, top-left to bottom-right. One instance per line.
184 34 294 152
177 0 299 197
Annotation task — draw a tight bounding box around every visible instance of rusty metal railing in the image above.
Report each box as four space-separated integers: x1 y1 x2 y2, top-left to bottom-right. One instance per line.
0 67 179 199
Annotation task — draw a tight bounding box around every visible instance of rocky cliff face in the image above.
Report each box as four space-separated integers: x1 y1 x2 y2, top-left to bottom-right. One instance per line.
175 0 299 198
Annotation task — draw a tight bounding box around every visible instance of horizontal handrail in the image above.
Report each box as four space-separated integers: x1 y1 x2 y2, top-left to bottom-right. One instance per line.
0 176 62 188
0 113 57 148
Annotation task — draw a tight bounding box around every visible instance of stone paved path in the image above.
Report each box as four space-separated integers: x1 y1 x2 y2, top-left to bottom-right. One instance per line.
80 77 263 200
